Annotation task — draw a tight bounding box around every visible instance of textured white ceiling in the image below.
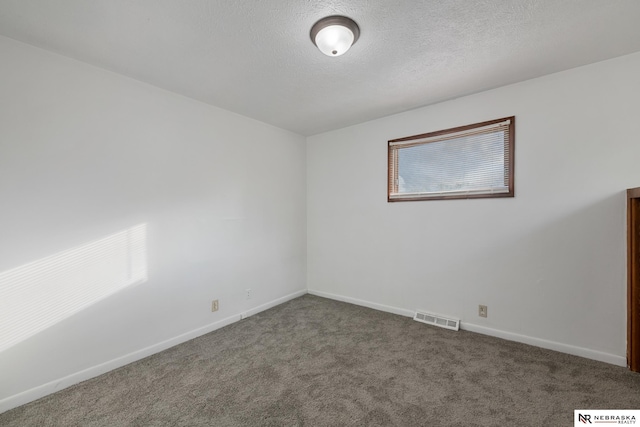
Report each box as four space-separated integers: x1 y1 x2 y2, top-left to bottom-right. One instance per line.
1 1 640 136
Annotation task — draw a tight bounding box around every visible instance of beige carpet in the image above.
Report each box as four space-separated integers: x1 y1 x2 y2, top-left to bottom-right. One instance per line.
1 294 639 426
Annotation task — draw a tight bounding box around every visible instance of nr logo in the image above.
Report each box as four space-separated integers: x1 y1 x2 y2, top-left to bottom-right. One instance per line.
578 413 592 424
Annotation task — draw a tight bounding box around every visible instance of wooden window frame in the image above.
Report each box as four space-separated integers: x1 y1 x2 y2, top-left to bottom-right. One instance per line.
388 116 515 202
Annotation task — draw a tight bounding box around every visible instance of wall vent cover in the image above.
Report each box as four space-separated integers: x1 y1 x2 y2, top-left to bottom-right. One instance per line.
414 310 460 331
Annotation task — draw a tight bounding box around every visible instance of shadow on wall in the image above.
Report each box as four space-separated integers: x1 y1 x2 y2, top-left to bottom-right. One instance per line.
377 192 625 339
461 192 626 340
0 224 148 353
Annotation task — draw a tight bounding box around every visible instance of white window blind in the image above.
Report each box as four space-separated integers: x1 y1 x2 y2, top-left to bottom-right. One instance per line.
388 117 514 201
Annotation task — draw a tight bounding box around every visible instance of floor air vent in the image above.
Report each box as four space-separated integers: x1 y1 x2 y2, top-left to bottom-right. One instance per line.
414 310 460 331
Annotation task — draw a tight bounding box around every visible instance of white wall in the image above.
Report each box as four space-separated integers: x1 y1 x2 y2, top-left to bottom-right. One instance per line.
0 35 306 408
307 52 640 365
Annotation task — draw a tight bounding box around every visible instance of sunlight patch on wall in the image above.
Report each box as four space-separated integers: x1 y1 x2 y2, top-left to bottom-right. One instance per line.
0 224 147 353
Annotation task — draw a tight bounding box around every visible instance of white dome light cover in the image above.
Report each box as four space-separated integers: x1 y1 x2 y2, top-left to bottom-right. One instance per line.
310 15 360 57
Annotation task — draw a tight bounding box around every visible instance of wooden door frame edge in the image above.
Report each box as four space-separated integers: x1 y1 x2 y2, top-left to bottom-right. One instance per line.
627 187 640 371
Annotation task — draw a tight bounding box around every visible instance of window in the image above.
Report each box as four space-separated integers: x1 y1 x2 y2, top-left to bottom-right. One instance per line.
388 116 515 202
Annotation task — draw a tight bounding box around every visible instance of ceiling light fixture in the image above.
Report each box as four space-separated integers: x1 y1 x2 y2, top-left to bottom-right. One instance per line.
310 15 360 57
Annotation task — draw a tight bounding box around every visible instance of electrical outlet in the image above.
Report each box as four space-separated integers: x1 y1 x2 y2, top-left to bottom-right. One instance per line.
479 305 488 318
212 300 219 312
246 289 252 299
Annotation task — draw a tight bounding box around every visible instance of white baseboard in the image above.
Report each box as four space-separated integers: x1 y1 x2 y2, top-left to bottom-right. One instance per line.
0 289 306 414
241 289 307 319
460 322 626 367
308 289 627 368
307 289 415 318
